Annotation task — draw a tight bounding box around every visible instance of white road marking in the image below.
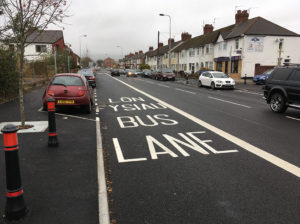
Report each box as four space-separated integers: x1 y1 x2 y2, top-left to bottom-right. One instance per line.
96 106 99 113
286 116 300 122
96 117 110 224
95 98 98 102
175 88 196 95
157 84 170 88
95 103 98 106
107 74 300 178
208 96 252 109
235 89 263 96
55 113 96 121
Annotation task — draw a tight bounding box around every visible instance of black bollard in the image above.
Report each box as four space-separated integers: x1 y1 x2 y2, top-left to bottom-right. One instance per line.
47 98 59 147
244 74 247 85
1 124 27 220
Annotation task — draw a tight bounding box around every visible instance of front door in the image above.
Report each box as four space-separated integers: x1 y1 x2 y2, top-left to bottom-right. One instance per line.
225 61 228 74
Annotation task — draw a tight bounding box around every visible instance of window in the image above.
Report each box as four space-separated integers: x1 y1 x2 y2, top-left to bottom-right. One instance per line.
201 47 204 55
189 63 195 71
216 62 222 71
271 68 293 81
235 39 239 50
218 43 221 51
196 48 199 56
36 45 47 53
181 50 185 58
51 76 83 86
205 45 209 54
209 44 214 54
171 52 176 58
289 70 300 81
209 62 213 69
205 62 209 68
189 49 195 57
231 60 239 73
201 62 204 68
223 42 227 51
196 63 199 70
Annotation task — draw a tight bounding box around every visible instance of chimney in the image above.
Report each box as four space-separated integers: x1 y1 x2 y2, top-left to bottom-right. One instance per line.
158 42 163 48
139 50 143 54
181 32 192 41
168 38 175 46
203 24 214 34
235 10 249 24
149 46 153 51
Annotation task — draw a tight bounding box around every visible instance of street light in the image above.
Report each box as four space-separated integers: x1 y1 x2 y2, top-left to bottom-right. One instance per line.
79 34 87 59
159 13 171 69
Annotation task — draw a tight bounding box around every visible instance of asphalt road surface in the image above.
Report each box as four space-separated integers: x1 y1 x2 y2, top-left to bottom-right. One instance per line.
96 70 300 224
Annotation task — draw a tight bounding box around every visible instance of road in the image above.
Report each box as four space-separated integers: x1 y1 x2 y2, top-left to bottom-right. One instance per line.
96 70 300 224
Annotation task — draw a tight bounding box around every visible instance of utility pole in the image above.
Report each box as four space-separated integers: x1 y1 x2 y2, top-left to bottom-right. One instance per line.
278 39 284 66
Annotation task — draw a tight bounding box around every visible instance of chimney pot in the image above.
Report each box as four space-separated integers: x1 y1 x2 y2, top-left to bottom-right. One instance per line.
235 9 249 24
203 24 214 34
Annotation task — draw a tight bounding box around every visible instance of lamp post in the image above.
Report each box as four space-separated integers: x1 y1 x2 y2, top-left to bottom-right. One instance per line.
116 46 123 68
159 13 171 69
79 34 87 60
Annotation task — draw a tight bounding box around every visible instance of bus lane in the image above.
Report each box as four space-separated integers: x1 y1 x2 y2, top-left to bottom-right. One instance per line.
97 73 299 224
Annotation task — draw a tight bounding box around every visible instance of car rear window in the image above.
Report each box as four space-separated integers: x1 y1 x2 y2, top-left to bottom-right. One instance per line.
52 76 83 86
270 68 293 81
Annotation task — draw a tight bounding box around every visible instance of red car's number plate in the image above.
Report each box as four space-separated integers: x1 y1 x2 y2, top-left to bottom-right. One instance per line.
57 100 74 104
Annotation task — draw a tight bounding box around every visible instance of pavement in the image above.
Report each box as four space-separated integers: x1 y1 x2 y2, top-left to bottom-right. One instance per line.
0 88 99 223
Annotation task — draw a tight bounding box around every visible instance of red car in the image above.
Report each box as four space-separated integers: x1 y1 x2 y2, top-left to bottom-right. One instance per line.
42 73 93 113
154 69 176 81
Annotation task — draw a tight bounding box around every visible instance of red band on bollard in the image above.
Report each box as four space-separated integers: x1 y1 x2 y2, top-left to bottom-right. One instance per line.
4 146 19 151
48 133 57 136
3 132 18 147
6 189 23 198
47 101 55 111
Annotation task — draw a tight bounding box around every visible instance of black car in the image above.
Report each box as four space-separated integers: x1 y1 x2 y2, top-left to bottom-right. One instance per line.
264 64 300 113
77 69 96 88
111 69 120 76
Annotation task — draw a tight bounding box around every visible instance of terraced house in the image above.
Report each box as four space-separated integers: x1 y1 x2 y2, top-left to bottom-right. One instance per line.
171 10 300 78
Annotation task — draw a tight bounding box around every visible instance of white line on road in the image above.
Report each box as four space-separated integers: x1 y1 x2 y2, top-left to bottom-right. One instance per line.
208 96 252 109
38 108 96 121
107 74 300 178
96 106 99 113
96 117 110 224
235 89 263 96
286 116 300 122
157 84 170 88
175 88 196 95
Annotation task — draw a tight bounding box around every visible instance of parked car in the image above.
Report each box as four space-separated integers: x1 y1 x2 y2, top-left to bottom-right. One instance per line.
135 69 144 76
253 69 274 85
77 69 96 88
111 69 120 76
154 69 176 81
119 69 126 75
264 65 300 113
198 71 235 89
42 73 93 113
126 69 137 77
142 69 153 78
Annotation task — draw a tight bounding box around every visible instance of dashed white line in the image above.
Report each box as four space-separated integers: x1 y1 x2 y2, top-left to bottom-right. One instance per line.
96 106 99 113
107 74 300 178
208 96 252 109
286 116 300 122
235 89 263 96
175 88 196 95
157 84 170 88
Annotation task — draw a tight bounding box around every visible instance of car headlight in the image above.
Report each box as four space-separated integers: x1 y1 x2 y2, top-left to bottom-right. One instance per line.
216 80 222 83
260 77 266 80
129 72 132 75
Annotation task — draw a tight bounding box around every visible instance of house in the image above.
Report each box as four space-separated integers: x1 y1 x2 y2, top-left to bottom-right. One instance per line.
22 30 67 61
104 57 116 67
214 10 300 78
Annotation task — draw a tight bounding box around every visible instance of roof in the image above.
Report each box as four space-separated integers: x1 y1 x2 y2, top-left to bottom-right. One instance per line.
145 40 182 57
25 30 64 44
172 25 234 52
172 16 299 52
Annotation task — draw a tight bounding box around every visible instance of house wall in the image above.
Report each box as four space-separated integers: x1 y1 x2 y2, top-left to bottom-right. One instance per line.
24 43 52 61
242 35 300 77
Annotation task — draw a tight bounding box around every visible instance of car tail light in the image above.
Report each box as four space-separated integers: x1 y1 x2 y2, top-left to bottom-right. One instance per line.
89 76 95 80
48 90 54 96
78 90 85 96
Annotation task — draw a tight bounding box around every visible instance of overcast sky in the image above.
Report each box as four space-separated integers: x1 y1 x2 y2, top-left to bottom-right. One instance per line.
56 0 300 61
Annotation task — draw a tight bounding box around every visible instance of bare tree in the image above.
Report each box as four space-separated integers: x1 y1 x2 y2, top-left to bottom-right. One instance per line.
0 0 69 127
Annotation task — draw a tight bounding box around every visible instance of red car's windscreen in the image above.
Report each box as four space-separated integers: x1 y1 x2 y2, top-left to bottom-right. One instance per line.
51 76 83 86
